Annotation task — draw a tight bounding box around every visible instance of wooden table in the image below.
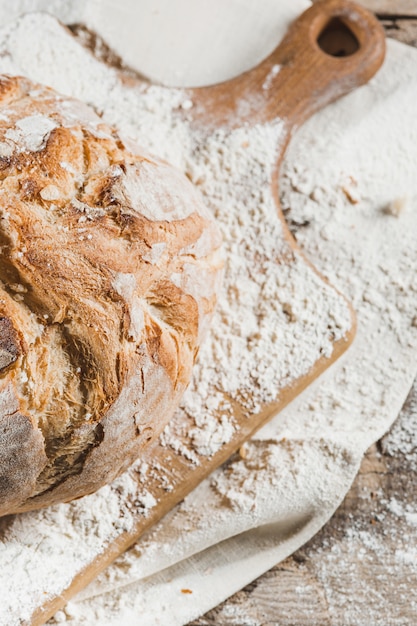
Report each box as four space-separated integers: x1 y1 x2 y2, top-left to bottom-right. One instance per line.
190 4 417 624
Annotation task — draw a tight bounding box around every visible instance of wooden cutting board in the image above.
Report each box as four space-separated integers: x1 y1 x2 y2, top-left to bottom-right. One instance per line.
0 2 385 624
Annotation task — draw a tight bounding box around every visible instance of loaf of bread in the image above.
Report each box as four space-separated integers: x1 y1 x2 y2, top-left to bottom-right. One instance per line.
0 75 223 516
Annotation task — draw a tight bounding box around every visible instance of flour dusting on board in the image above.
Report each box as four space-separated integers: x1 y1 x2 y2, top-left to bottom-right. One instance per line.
0 13 353 458
165 121 351 459
0 469 153 625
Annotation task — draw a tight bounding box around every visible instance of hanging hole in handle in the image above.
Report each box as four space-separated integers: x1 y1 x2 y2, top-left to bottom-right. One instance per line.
317 18 359 57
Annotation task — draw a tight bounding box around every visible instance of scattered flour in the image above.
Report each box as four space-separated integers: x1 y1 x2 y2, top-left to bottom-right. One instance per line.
0 6 414 626
381 379 417 471
73 384 417 626
280 395 417 626
161 119 352 460
262 64 281 90
0 469 154 625
5 112 57 151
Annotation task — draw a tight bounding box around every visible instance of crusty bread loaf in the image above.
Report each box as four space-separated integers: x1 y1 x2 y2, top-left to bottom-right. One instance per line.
0 75 223 516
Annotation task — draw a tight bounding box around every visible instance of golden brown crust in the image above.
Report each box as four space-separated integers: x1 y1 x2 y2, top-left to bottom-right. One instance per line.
0 74 223 515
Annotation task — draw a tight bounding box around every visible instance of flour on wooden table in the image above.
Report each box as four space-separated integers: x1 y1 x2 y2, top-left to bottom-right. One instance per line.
381 381 417 472
268 389 417 626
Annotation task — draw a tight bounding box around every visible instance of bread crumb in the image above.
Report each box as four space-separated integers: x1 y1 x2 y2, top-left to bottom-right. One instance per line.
239 443 248 459
384 196 409 217
341 176 360 204
181 99 193 110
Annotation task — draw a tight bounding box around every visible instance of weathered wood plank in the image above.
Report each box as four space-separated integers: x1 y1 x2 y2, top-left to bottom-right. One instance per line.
382 18 417 45
357 0 417 16
313 0 417 17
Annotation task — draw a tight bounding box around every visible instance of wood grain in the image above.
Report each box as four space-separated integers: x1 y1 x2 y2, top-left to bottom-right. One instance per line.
189 9 417 625
314 0 417 17
189 0 385 129
381 17 417 45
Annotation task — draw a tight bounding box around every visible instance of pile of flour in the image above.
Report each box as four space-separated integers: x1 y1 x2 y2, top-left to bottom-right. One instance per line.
0 2 415 626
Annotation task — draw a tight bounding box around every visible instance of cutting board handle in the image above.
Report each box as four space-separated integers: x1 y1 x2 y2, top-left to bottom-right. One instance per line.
265 0 386 124
191 0 385 128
